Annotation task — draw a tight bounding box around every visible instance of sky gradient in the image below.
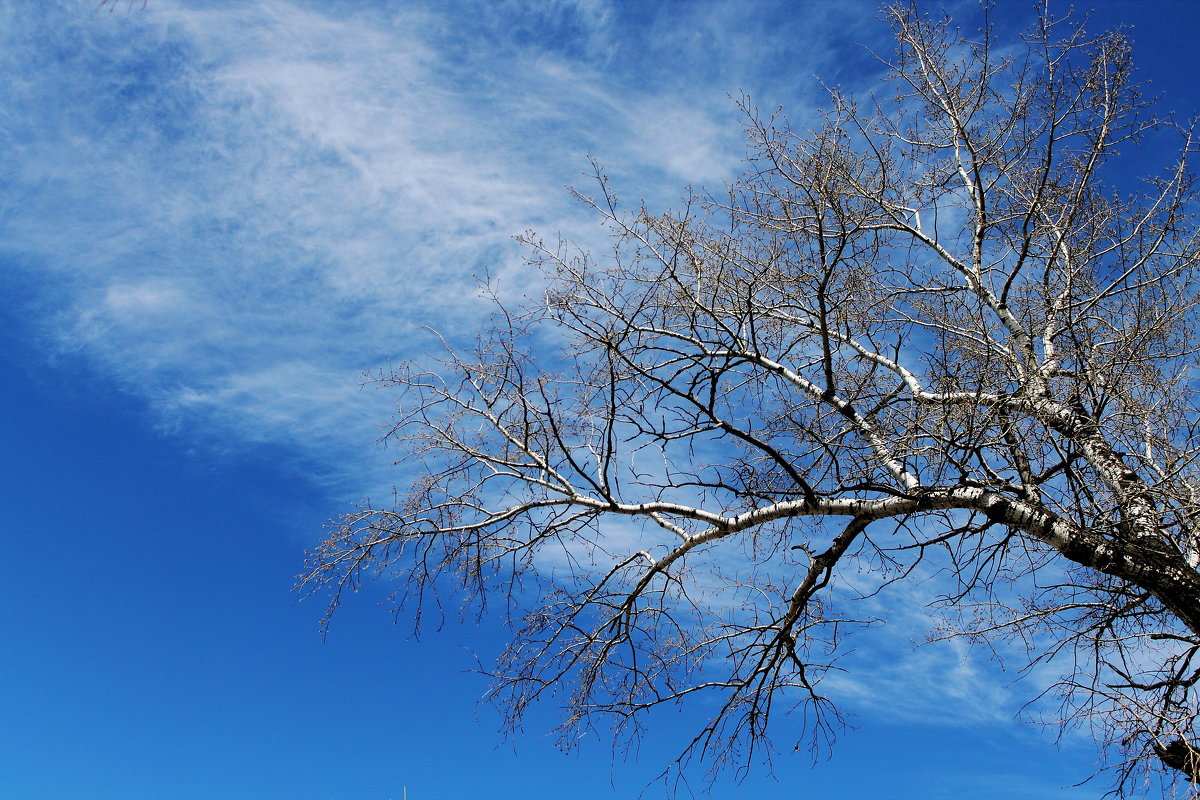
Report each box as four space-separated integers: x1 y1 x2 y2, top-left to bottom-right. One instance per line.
3 1 1199 797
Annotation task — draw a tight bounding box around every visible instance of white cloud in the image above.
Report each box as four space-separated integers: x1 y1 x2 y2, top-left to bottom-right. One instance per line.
0 0 883 490
101 279 188 319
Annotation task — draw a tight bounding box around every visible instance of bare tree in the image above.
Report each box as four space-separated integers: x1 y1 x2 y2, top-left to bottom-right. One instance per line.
304 3 1200 794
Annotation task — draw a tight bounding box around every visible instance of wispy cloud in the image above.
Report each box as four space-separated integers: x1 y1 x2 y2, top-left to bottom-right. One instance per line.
0 0 884 494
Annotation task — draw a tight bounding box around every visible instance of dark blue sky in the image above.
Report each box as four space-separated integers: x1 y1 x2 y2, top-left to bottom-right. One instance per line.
2 1 1198 797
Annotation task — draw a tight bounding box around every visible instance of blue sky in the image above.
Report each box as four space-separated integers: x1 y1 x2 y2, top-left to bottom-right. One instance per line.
2 1 1198 798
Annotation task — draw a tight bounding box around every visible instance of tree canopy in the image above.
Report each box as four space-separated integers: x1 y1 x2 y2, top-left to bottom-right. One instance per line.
306 4 1200 794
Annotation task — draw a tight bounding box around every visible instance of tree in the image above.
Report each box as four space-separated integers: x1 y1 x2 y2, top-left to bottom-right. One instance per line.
304 3 1200 794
